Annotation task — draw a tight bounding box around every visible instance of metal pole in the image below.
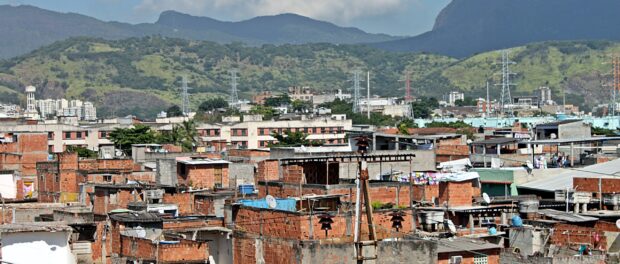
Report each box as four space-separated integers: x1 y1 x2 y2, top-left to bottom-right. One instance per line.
367 71 371 119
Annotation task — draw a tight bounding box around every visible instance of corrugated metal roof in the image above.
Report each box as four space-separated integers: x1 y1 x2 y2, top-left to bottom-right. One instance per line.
538 209 598 223
518 158 620 192
109 211 162 223
435 237 501 253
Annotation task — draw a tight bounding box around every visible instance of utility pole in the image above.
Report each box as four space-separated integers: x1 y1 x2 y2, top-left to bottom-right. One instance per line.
353 136 377 263
367 71 371 119
180 76 192 116
229 69 239 108
495 50 516 117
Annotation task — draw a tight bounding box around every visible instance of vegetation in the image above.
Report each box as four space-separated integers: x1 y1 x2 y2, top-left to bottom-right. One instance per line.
2 37 620 117
454 97 477 106
66 146 98 158
319 99 400 126
426 121 475 139
269 130 321 147
157 120 199 152
198 97 229 112
592 127 618 137
410 97 439 119
166 105 184 117
264 95 291 107
249 105 276 120
108 124 156 155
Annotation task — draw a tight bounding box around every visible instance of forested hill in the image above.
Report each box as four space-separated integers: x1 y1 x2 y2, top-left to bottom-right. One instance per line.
0 37 618 118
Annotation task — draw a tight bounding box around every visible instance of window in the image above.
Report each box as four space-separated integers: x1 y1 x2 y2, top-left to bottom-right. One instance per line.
55 175 59 183
64 132 71 139
259 128 266 136
321 127 326 134
48 132 54 140
214 166 223 188
100 131 107 138
473 255 487 264
103 175 112 182
76 132 82 139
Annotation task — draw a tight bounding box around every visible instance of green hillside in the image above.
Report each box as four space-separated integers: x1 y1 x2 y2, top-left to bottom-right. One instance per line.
0 37 618 118
0 36 454 118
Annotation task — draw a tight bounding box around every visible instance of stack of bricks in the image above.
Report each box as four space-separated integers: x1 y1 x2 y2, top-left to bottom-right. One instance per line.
439 181 473 207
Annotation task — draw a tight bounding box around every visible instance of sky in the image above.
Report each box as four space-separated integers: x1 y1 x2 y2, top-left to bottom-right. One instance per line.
1 0 451 36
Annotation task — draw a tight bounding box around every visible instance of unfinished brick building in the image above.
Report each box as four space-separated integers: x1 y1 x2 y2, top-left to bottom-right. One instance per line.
0 133 49 200
177 158 230 190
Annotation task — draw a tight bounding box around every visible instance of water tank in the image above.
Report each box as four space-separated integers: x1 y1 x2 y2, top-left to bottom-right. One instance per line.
519 200 539 213
511 215 523 227
239 184 255 195
25 85 36 93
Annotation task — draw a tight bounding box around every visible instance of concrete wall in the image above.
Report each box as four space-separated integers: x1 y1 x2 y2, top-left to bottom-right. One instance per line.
559 122 591 140
299 240 436 264
156 159 177 187
229 163 255 188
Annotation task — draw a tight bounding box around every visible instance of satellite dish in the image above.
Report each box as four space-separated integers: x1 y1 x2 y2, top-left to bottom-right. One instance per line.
265 195 277 209
482 193 491 204
616 219 620 229
550 133 557 139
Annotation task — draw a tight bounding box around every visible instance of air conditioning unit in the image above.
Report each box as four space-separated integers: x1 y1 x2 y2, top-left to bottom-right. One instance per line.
450 256 463 264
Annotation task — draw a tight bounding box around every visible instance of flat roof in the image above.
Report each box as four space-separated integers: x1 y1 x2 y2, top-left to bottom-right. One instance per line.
536 120 583 127
538 209 598 223
435 237 501 253
527 137 620 144
471 138 521 145
178 159 231 165
518 158 620 192
0 222 72 233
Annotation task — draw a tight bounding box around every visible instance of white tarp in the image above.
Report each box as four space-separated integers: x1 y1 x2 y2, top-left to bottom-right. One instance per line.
0 173 17 199
437 158 472 172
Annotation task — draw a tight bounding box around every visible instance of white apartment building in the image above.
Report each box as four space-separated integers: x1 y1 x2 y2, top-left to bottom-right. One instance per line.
195 115 353 149
35 98 97 121
448 91 465 106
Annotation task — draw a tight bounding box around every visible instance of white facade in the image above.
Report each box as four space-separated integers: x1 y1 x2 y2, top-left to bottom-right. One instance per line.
0 123 118 153
34 98 96 121
197 116 353 149
1 230 75 264
448 91 465 106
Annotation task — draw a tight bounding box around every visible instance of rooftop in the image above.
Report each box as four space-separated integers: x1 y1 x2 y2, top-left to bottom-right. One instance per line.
471 137 521 145
109 211 162 223
435 237 501 253
178 158 231 165
537 209 599 223
536 119 582 127
518 158 620 192
0 222 72 233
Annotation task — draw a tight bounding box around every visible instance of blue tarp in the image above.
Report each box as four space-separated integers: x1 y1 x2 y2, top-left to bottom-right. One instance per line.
239 198 297 212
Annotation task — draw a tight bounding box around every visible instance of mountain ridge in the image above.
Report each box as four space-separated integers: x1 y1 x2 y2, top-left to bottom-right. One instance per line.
0 5 401 59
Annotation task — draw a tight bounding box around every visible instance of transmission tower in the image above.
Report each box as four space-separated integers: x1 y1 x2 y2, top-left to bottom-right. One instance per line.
495 50 516 116
229 69 239 108
608 56 620 116
351 70 363 113
180 76 192 116
400 71 413 102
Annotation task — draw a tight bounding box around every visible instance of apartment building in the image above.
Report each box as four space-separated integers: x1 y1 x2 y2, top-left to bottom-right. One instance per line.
197 115 352 149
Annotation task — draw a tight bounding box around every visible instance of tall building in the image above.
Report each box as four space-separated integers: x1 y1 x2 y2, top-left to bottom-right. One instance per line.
82 102 97 121
448 91 465 106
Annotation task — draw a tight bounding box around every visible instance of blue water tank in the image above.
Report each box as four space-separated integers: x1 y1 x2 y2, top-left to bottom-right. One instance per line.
488 227 497 235
239 184 255 195
511 215 523 227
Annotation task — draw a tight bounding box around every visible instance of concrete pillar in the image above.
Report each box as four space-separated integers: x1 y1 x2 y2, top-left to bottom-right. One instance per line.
395 137 399 150
573 203 579 214
496 144 501 155
582 203 588 213
570 142 574 167
469 214 474 234
501 212 507 225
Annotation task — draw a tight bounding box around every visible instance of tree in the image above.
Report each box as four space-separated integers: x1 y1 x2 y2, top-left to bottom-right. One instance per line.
264 94 291 107
250 105 275 120
397 119 417 135
166 105 184 117
410 97 439 119
198 97 228 112
269 130 319 147
291 99 312 113
109 124 156 156
157 120 198 152
66 146 98 158
454 97 477 106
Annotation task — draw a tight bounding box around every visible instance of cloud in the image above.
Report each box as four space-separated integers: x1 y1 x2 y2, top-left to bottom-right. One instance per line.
135 0 409 23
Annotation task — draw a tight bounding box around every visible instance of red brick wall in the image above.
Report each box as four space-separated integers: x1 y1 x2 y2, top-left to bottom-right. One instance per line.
413 184 439 202
164 218 224 230
282 165 303 184
233 236 256 264
194 196 214 215
550 221 618 249
574 177 620 194
0 133 48 176
159 239 209 263
163 192 193 215
179 164 229 189
93 188 142 215
257 160 279 182
438 249 500 264
439 181 474 207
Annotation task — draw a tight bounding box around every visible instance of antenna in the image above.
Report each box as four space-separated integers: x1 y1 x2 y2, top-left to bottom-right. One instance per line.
399 71 414 102
180 76 192 116
486 81 491 115
613 56 620 116
229 69 239 108
351 69 363 113
495 50 516 116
